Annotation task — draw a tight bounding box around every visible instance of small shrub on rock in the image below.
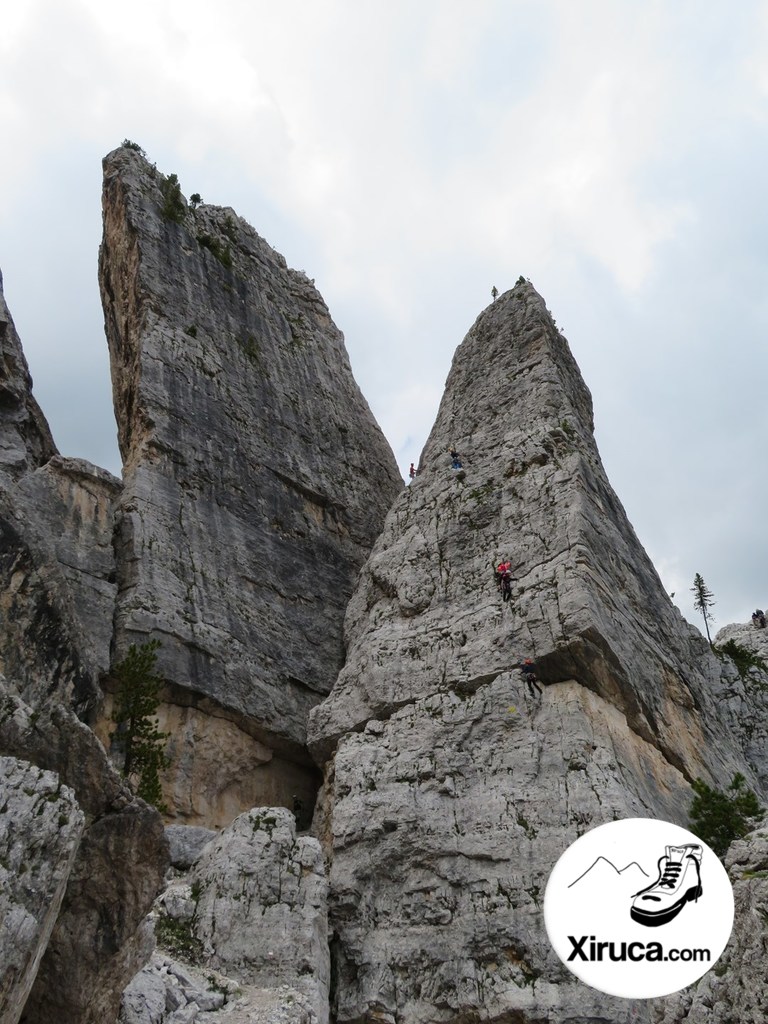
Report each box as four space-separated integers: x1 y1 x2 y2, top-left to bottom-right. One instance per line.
689 773 764 858
160 173 187 224
717 638 768 679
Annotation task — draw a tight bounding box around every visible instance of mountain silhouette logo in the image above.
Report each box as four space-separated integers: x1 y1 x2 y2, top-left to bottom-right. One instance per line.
543 818 733 999
568 856 650 889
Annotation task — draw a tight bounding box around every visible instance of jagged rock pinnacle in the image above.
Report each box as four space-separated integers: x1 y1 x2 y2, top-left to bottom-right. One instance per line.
0 272 57 478
309 280 733 781
0 273 119 706
98 144 402 821
306 281 761 1023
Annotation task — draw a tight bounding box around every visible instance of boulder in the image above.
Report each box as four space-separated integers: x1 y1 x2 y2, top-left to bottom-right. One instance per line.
0 756 84 1024
121 952 318 1024
165 825 217 870
0 683 168 1024
188 807 329 1023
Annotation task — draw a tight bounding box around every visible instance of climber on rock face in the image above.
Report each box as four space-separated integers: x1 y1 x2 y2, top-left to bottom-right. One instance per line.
521 659 542 697
449 447 462 469
494 560 512 601
409 463 416 480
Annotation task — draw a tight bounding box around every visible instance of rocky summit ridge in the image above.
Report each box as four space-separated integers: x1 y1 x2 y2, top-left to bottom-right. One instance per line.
2 145 768 1024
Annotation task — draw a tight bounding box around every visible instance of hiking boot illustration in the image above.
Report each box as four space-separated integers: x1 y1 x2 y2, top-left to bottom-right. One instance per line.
630 844 703 927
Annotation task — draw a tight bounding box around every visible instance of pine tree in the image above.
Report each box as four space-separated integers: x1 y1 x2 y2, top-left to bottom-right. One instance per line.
111 640 170 810
691 572 715 645
689 773 764 858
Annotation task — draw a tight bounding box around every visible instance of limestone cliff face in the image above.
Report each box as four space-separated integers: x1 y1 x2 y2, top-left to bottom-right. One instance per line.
0 272 56 479
309 282 741 779
711 620 768 792
307 282 766 1024
0 686 167 1024
0 277 167 1024
0 279 118 710
98 146 401 819
0 756 84 1024
654 826 768 1024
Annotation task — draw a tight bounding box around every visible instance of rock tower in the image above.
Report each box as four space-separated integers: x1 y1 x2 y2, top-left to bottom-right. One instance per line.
307 280 765 1023
98 146 402 823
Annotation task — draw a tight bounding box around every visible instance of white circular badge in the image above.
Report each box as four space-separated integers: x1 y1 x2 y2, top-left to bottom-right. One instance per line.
544 818 734 999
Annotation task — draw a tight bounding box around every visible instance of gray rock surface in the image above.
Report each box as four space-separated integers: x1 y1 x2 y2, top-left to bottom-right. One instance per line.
0 507 98 714
653 827 768 1024
0 274 167 1022
165 824 217 869
309 283 743 778
120 953 318 1024
0 270 56 478
0 680 168 1024
0 277 116 713
8 154 768 1023
122 808 328 1024
188 807 329 1023
98 144 401 819
709 621 768 794
307 282 768 1023
715 618 768 661
14 455 121 676
0 756 84 1024
120 953 230 1024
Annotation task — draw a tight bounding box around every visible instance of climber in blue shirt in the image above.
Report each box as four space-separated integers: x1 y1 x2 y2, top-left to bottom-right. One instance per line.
521 659 542 697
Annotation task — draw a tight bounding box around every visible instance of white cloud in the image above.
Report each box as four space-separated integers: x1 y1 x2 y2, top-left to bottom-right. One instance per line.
2 0 768 626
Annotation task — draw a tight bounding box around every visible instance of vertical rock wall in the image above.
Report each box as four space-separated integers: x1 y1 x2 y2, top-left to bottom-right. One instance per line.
0 757 84 1024
0 271 56 480
0 275 167 1024
98 146 401 820
0 690 168 1024
14 457 121 677
308 282 766 1023
0 277 119 712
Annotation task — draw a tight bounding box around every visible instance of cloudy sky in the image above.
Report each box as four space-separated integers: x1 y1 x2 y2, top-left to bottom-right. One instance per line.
1 0 766 633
